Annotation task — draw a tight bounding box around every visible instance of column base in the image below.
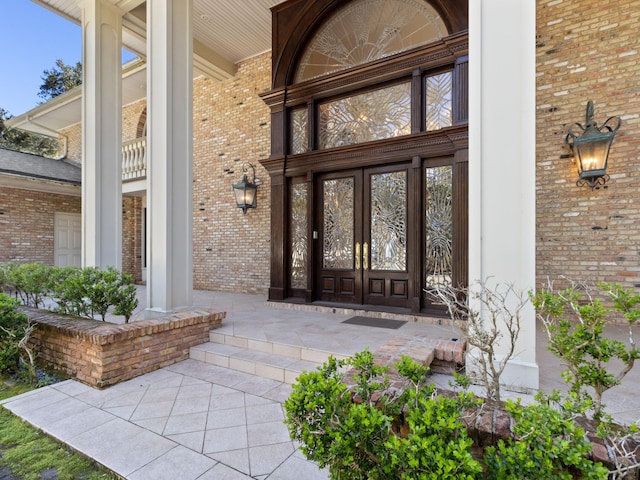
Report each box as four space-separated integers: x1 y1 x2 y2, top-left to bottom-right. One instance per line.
466 353 539 395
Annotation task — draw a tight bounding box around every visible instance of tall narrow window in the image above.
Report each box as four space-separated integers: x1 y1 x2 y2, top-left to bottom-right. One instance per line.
425 166 452 290
290 107 308 155
290 183 308 289
425 72 453 131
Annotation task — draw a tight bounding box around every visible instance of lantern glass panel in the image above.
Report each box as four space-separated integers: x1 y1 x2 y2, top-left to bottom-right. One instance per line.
576 136 611 177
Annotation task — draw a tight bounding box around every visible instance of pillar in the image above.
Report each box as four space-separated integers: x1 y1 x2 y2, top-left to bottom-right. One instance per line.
468 0 539 392
146 0 193 312
79 0 123 269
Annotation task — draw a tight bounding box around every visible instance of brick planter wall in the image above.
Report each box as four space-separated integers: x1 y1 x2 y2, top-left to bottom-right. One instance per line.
343 339 639 477
26 307 225 388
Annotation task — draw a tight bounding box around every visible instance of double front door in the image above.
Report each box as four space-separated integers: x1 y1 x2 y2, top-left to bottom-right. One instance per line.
316 164 411 308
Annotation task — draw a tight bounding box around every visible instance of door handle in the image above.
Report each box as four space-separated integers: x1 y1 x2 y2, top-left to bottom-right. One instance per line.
355 243 361 270
363 242 369 271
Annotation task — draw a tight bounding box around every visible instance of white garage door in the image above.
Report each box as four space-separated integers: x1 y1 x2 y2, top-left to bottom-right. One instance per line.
54 212 81 267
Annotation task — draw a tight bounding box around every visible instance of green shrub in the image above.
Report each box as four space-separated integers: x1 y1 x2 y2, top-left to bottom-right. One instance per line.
484 391 608 479
0 263 138 323
531 280 640 420
51 266 86 318
52 266 138 322
284 351 482 480
0 293 36 377
286 350 612 480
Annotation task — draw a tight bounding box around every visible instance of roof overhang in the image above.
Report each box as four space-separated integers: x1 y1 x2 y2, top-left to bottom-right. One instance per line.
0 172 81 197
10 0 284 135
7 58 148 136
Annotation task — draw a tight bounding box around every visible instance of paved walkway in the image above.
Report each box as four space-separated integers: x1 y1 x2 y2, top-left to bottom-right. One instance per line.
2 289 639 479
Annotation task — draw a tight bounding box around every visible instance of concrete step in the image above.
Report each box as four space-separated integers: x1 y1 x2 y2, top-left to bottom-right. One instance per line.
189 335 347 383
209 330 351 363
190 330 465 386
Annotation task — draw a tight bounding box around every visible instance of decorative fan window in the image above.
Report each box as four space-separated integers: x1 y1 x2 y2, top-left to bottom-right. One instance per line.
296 0 448 82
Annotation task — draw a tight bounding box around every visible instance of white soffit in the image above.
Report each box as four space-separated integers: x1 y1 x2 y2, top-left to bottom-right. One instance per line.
7 59 147 135
32 0 283 65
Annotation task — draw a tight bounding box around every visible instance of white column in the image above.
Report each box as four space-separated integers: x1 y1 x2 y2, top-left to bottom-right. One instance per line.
469 0 539 392
79 0 123 269
146 0 193 312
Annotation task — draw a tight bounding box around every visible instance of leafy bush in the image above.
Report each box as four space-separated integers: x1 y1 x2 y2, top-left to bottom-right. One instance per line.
0 293 36 378
0 263 138 323
0 263 54 308
51 266 138 322
284 351 482 479
484 391 608 479
286 350 611 480
530 280 640 420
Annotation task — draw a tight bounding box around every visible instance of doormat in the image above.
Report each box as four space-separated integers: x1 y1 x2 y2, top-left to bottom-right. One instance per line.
342 316 407 329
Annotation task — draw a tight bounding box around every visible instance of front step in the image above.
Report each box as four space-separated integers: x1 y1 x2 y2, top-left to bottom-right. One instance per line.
189 331 350 384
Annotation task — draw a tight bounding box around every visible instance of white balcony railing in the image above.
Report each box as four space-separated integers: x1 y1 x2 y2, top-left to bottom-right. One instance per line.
122 137 147 180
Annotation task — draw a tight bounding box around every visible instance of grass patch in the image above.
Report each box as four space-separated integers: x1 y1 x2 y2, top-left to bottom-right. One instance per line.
0 377 119 480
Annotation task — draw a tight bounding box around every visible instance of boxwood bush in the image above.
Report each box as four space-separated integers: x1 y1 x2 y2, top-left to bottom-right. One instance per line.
284 351 610 480
0 263 138 323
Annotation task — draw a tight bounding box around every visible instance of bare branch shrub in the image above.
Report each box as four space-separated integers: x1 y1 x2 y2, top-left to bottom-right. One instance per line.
431 279 526 402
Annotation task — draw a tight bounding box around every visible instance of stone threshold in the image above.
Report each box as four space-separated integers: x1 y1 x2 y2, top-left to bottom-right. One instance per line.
266 300 465 329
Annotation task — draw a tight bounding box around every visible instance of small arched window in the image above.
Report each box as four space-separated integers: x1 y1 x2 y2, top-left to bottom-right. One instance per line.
295 0 448 83
136 107 147 138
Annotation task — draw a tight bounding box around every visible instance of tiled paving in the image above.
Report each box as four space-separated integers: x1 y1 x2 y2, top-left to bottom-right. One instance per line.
2 288 639 479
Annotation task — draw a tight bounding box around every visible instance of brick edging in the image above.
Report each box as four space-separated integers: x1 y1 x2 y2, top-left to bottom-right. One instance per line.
25 307 225 388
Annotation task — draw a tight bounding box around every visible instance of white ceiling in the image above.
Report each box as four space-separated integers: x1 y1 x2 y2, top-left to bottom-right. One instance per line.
32 0 283 65
12 0 285 135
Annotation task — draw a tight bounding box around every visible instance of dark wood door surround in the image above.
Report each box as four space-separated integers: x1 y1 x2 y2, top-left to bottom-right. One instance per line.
260 0 469 314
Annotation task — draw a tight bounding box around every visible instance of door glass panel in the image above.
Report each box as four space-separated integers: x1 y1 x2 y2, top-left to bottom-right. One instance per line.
323 178 354 269
425 72 453 131
318 82 411 149
290 183 308 289
370 171 407 271
425 166 452 289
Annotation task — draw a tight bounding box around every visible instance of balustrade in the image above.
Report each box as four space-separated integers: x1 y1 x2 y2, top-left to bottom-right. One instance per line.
121 137 147 180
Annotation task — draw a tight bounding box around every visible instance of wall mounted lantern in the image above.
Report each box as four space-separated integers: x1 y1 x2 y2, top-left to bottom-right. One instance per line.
565 100 621 189
232 163 258 214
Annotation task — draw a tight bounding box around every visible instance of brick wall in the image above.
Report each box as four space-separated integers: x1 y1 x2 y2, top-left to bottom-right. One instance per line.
60 123 81 161
27 307 225 388
122 196 143 282
536 0 640 294
192 52 272 294
55 58 272 293
0 187 80 264
122 100 147 141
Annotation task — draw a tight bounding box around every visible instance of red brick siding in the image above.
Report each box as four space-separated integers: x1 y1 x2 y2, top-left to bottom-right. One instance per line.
192 53 272 294
27 307 225 388
536 0 640 295
0 187 80 264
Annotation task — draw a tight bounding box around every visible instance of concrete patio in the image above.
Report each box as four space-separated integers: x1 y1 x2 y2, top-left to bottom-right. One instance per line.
2 288 639 479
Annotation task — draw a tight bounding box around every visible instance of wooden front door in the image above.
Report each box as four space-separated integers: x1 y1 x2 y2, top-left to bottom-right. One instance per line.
316 164 411 308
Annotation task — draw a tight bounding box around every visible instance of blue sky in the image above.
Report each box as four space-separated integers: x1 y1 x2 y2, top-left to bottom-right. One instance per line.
0 0 135 117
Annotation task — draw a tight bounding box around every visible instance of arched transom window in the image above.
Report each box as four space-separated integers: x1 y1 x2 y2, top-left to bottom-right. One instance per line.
295 0 448 82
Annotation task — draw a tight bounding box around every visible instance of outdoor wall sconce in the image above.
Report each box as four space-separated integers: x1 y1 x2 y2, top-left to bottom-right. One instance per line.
565 100 621 189
232 163 258 214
